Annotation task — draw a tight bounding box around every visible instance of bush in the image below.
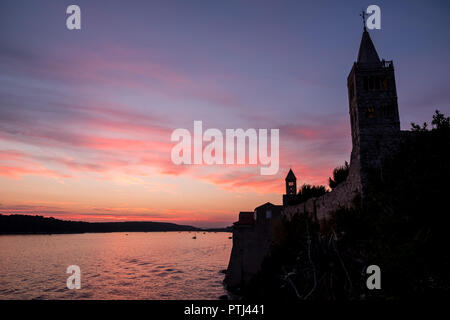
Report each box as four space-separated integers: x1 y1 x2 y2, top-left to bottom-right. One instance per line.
328 161 350 189
296 184 328 203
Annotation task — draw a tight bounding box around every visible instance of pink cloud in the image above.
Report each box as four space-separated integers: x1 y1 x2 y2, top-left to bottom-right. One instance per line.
0 165 71 179
2 44 245 110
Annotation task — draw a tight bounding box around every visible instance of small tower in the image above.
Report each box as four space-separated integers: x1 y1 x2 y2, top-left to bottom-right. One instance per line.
283 169 297 206
347 25 401 195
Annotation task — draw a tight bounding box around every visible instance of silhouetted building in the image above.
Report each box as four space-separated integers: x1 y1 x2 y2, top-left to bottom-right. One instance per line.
283 169 297 206
254 202 282 224
347 28 401 196
225 25 404 290
236 211 254 225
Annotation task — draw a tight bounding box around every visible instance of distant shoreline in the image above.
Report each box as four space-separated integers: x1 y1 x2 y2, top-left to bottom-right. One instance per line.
0 230 232 236
0 214 232 235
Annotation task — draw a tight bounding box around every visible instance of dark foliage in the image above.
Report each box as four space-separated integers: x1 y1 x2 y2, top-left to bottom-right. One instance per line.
328 161 350 189
411 110 450 132
295 184 328 204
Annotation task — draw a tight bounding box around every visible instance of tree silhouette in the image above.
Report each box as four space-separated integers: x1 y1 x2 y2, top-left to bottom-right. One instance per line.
328 161 350 189
296 184 328 203
411 110 449 132
432 110 450 130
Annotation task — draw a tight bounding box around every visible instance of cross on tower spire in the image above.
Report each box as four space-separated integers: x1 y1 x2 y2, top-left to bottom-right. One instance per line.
360 10 367 31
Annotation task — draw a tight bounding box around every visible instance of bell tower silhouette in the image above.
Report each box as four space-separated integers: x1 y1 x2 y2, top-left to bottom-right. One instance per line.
283 169 297 206
347 23 401 194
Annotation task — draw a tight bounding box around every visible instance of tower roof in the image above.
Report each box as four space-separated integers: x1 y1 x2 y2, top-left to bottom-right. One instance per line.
285 169 296 181
357 30 380 64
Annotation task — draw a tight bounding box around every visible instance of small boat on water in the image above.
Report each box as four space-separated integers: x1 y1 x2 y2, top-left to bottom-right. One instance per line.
192 234 197 239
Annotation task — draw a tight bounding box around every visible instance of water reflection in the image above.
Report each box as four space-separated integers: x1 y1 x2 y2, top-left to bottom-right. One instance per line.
0 232 232 299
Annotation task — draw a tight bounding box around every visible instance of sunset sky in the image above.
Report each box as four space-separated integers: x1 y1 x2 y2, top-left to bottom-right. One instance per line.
1 1 449 227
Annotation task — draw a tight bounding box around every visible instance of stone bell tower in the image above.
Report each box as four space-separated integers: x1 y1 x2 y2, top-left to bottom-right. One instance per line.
283 169 297 206
347 26 401 195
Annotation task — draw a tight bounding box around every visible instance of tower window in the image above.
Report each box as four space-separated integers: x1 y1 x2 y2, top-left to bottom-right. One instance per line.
363 76 385 91
382 77 388 90
288 182 294 186
365 107 375 118
374 76 380 90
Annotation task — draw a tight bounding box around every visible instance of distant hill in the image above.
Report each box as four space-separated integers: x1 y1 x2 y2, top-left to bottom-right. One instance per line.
0 214 208 234
204 226 233 233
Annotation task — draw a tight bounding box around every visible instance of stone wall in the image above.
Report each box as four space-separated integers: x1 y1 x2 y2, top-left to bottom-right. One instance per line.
283 171 360 223
224 220 278 290
225 164 362 290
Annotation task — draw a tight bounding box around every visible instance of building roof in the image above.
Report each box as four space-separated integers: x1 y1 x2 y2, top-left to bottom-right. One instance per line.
237 211 254 225
255 202 282 211
285 168 296 181
357 30 380 64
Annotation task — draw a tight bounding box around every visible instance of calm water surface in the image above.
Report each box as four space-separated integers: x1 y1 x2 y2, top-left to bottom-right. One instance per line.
0 232 232 299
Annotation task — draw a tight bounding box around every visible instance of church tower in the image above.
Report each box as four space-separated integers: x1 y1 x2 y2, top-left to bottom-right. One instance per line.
283 169 297 206
347 26 401 194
